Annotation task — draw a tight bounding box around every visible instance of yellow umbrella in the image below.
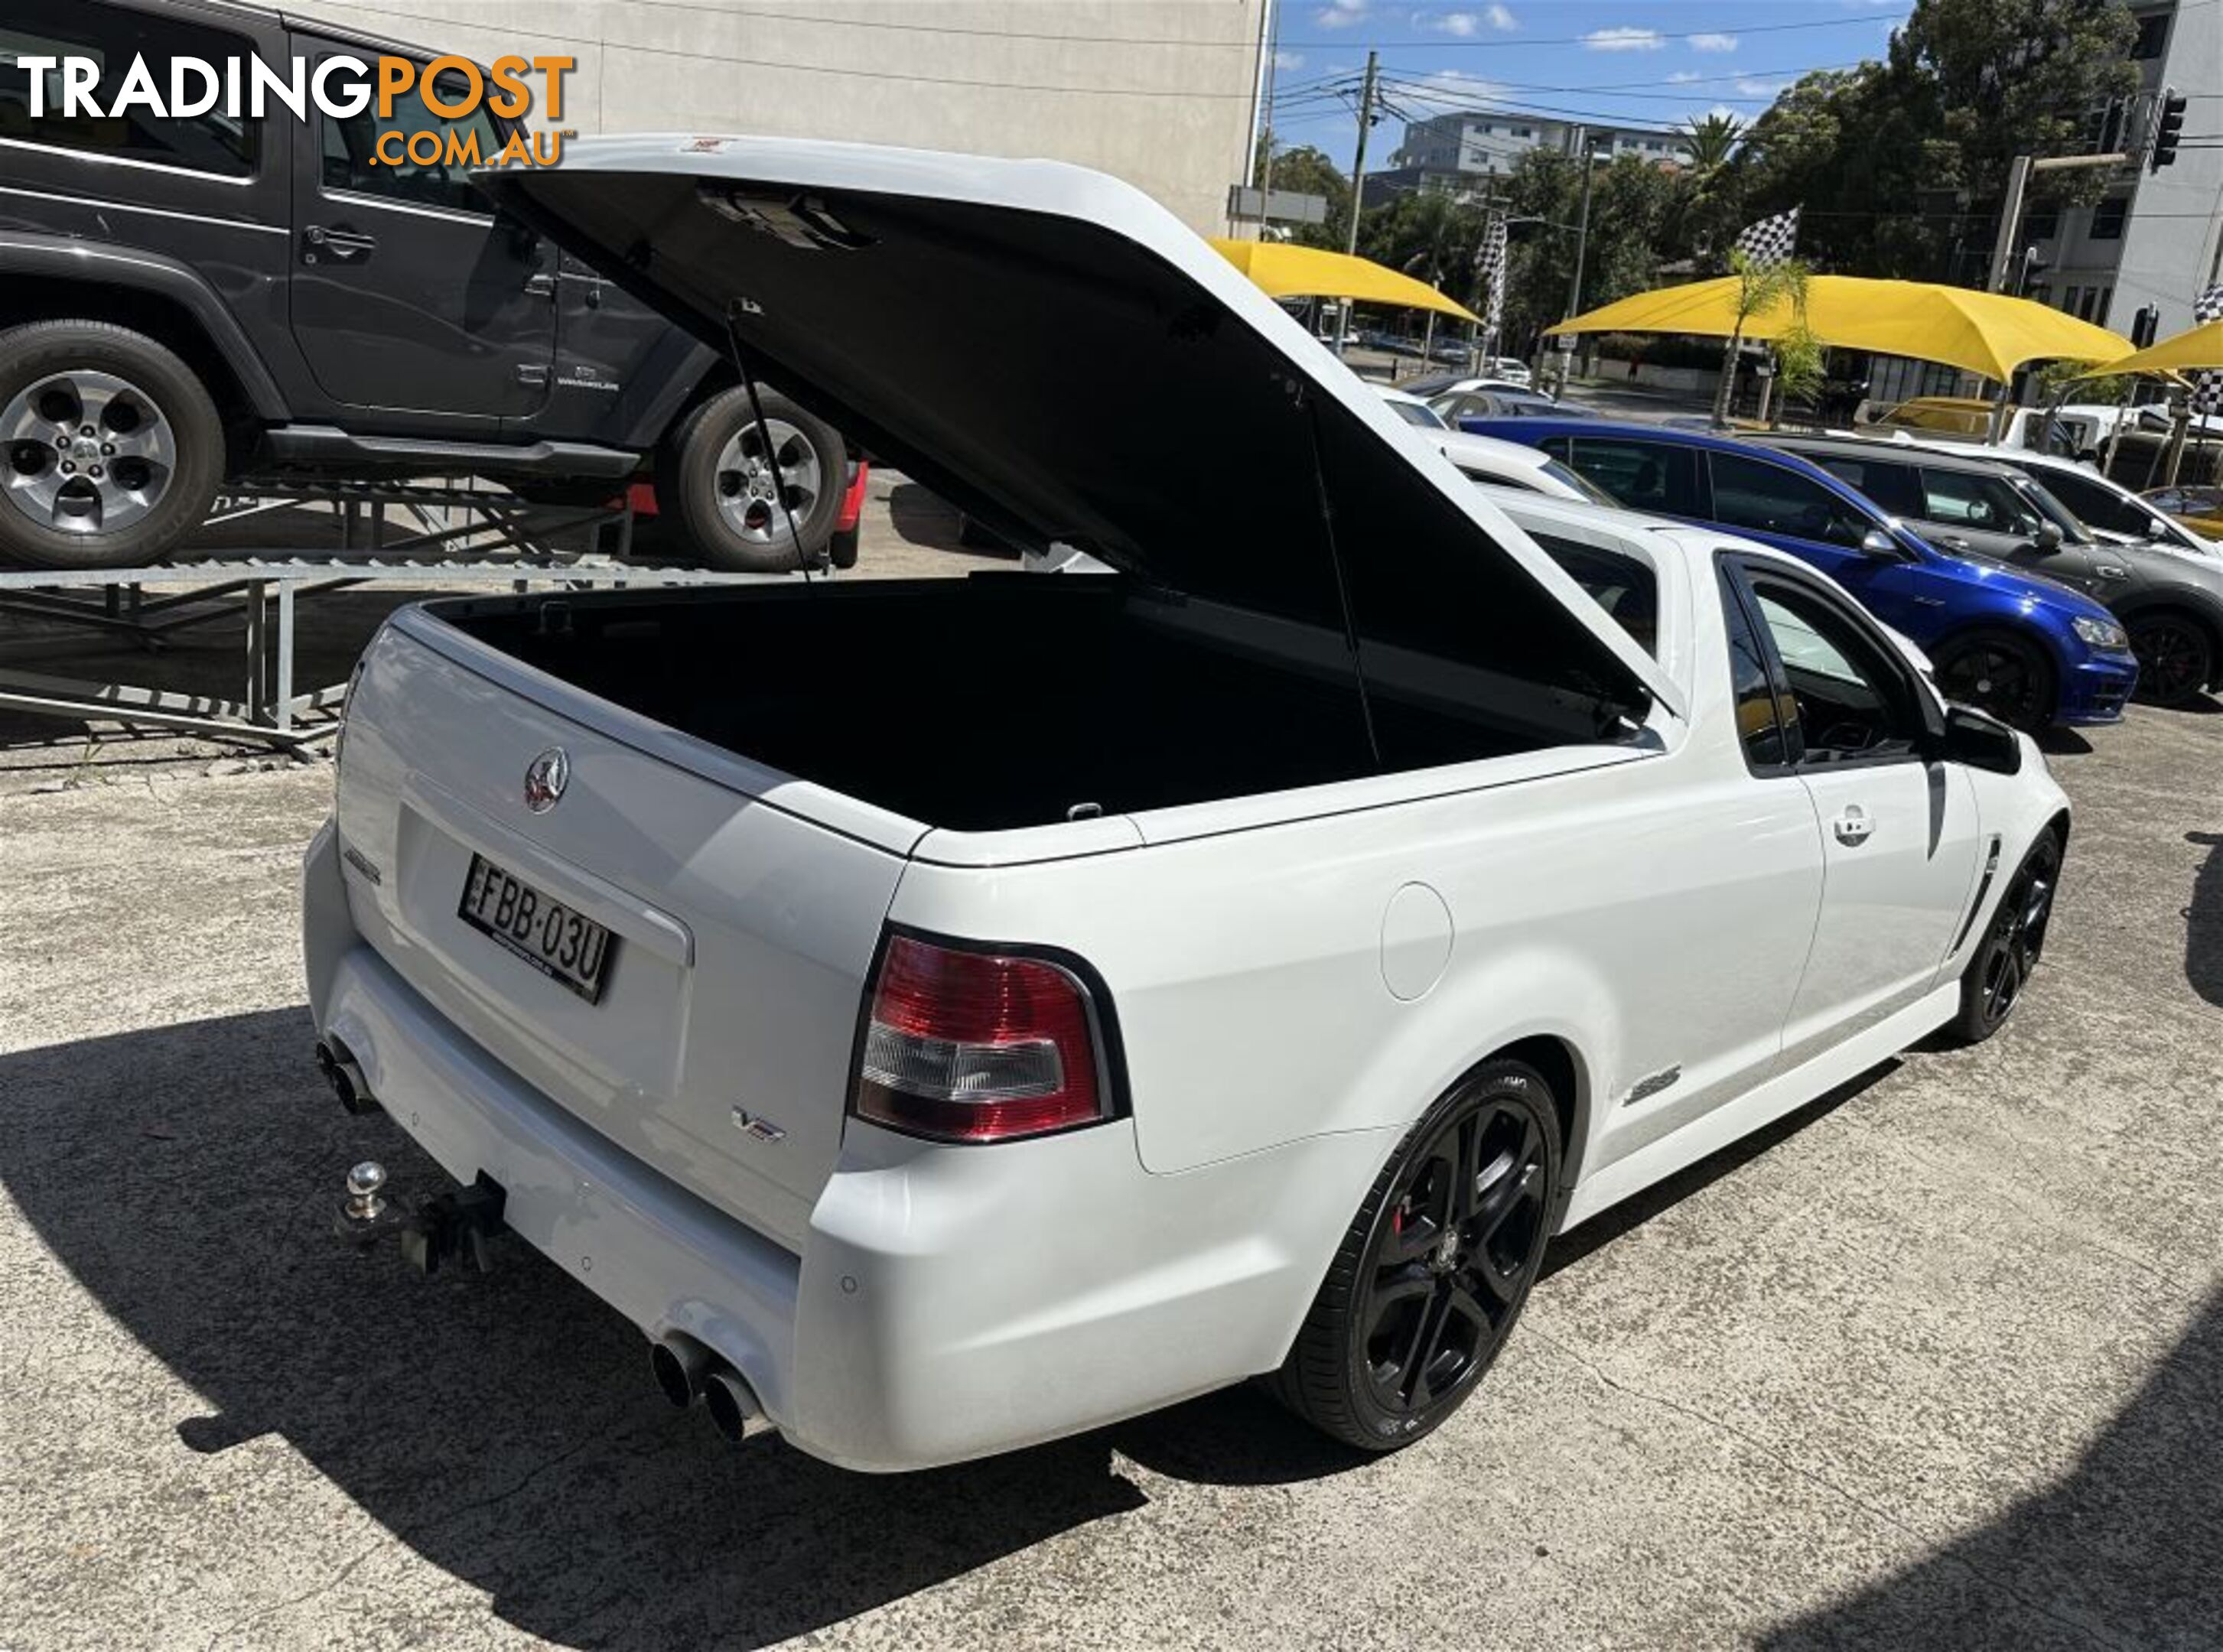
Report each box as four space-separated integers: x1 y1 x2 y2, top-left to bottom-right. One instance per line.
1209 239 1482 324
2085 317 2223 377
1546 275 2130 383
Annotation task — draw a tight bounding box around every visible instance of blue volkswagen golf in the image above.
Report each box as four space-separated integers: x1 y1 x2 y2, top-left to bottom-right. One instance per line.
1463 418 2140 730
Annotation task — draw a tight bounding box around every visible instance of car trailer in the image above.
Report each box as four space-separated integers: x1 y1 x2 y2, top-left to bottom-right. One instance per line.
0 478 798 756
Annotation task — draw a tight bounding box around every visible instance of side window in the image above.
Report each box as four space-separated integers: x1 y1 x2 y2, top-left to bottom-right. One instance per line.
1743 574 1921 764
1718 565 1795 771
1811 456 1922 519
2038 469 2142 537
1709 452 1874 549
0 0 258 176
1919 469 2042 535
1564 438 1704 516
321 67 500 215
1533 532 1658 657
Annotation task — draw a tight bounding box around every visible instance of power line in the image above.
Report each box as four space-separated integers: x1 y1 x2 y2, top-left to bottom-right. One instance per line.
1314 14 1912 50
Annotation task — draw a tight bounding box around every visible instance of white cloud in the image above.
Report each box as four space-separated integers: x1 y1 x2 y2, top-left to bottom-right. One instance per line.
1704 104 1741 124
1688 32 1738 52
1404 67 1509 99
1485 3 1518 28
1273 49 1306 70
1582 26 1664 50
1316 0 1369 28
1667 70 1704 83
1431 10 1482 34
1734 76 1787 97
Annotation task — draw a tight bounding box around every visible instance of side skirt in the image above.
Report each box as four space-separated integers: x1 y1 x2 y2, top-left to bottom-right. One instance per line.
1556 981 1957 1231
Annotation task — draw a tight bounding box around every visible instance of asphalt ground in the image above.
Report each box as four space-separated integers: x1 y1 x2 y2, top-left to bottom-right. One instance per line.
1 474 2220 1650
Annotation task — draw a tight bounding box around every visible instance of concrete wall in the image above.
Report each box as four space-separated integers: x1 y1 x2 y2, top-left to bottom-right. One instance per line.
289 0 1268 236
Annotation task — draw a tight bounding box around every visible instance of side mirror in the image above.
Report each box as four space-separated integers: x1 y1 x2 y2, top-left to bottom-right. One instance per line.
1936 703 2023 776
1859 527 1899 558
2032 521 2064 552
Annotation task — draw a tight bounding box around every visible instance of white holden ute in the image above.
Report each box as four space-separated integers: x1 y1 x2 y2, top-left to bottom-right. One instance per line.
303 136 2072 1471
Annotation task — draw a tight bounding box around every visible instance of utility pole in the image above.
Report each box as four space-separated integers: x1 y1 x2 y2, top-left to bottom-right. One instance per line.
1984 148 2132 437
1984 155 2033 294
1561 130 1600 395
1344 50 1378 259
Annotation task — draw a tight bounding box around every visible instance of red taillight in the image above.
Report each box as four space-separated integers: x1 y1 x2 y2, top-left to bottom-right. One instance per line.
852 934 1108 1143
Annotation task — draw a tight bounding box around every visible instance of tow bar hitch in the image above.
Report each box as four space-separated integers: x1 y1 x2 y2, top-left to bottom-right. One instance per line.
399 1173 509 1276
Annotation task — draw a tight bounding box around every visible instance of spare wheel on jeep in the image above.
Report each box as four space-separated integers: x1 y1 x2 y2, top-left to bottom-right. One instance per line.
656 385 842 573
0 320 224 571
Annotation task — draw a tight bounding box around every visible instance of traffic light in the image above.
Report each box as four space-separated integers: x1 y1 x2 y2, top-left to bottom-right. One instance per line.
2151 89 2187 173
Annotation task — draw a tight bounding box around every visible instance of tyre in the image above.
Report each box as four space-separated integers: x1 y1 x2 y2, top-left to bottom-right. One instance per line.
1946 829 2062 1045
1270 1059 1560 1452
2126 610 2216 708
0 320 223 571
1931 630 2056 732
655 387 841 573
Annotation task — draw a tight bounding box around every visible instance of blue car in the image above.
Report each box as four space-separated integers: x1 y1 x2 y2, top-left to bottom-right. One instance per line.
1461 418 2140 730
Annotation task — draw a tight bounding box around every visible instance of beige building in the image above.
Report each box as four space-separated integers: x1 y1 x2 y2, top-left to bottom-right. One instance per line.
295 0 1271 235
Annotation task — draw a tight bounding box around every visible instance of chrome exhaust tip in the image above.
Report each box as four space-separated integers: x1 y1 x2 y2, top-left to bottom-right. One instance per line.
649 1334 714 1410
702 1366 765 1445
315 1039 379 1116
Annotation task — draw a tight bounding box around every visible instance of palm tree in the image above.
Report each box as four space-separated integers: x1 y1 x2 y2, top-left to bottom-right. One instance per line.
1678 112 1743 172
1713 249 1808 426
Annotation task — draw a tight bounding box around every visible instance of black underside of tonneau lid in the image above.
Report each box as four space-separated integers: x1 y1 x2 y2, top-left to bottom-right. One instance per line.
477 156 1654 733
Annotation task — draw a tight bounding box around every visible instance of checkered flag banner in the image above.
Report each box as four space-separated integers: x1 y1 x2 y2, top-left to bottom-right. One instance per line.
1733 206 1801 268
1477 216 1509 338
2190 284 2223 418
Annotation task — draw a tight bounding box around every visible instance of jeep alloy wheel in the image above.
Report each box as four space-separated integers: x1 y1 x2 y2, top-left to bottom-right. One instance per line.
3 369 178 538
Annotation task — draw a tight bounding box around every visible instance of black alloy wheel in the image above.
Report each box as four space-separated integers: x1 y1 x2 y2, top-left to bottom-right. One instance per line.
1933 633 2055 732
1271 1061 1559 1451
2127 613 2215 708
1951 831 2062 1044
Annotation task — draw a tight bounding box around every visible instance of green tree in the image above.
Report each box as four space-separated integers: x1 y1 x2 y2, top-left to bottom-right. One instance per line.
1496 149 1675 350
1678 112 1743 172
1665 113 1751 269
1251 130 1352 249
1768 323 1827 428
1714 249 1809 425
1739 0 2140 281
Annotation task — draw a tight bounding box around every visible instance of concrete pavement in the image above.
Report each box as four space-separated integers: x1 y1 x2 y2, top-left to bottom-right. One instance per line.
1 650 2218 1648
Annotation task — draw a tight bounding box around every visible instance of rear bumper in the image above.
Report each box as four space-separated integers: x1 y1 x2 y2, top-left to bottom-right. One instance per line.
303 820 1382 1470
2055 650 2139 724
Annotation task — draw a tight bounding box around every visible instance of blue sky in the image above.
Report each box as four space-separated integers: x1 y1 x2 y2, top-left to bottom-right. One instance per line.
1268 0 1915 166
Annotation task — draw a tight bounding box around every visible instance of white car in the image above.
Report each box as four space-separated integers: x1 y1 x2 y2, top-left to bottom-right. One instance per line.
1375 388 1614 502
306 136 2071 1472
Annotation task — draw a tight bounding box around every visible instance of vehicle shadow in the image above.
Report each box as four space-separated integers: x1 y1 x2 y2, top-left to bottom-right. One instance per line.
0 1008 1144 1650
0 1013 1919 1636
2189 831 2223 1007
1756 1282 2223 1649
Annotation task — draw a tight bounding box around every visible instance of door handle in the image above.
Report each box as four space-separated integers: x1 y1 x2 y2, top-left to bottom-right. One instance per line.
523 273 557 298
1935 535 1971 552
302 224 377 263
1833 805 1874 846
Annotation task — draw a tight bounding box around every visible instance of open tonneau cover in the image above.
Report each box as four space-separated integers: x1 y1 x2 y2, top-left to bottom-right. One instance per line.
477 136 1681 731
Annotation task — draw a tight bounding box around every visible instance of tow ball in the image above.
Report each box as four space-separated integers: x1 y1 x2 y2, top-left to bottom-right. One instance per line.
332 1162 509 1276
